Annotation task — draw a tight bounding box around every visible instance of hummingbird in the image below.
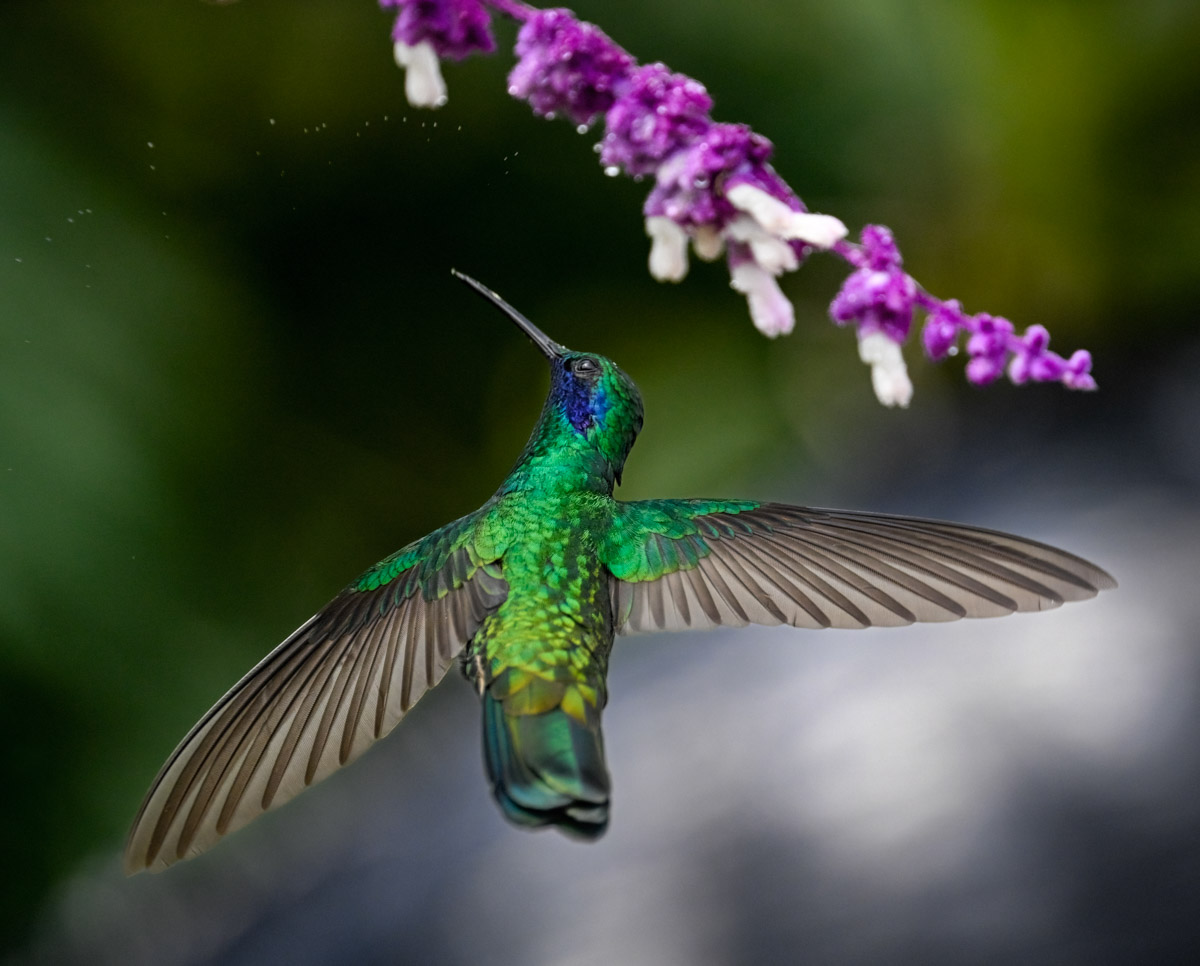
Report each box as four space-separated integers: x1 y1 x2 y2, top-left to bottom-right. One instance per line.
124 271 1116 873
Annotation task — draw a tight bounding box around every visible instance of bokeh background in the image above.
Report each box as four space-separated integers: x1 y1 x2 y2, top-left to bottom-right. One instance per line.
3 1 1199 962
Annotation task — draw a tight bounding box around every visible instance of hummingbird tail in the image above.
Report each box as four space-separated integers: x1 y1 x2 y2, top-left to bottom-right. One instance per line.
482 680 610 839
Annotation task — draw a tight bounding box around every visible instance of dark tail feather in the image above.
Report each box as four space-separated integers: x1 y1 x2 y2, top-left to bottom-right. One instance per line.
483 690 610 839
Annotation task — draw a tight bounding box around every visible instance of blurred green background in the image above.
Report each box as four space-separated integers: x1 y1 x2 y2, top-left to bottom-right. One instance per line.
3 1 1199 962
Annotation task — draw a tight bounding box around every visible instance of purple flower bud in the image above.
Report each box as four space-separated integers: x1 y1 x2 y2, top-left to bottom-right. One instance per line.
966 354 1005 386
966 314 1014 355
600 63 713 177
385 0 495 61
858 223 903 271
828 227 918 343
964 313 1014 386
508 9 634 127
1020 323 1051 355
1007 324 1054 384
1062 350 1097 390
922 299 964 360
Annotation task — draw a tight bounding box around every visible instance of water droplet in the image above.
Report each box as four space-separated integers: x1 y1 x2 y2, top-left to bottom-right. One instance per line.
67 217 74 223
147 141 154 149
604 166 620 177
434 94 448 108
947 346 959 356
693 177 708 188
269 118 276 125
576 124 588 135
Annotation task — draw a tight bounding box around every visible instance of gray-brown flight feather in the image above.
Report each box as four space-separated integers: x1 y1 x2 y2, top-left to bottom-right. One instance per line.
124 518 507 874
610 502 1114 635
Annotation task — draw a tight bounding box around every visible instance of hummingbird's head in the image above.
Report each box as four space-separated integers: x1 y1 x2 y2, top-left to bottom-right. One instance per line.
548 349 644 483
452 270 644 485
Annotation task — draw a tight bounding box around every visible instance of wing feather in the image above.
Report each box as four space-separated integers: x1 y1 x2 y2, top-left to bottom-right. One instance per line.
125 518 507 874
609 501 1114 636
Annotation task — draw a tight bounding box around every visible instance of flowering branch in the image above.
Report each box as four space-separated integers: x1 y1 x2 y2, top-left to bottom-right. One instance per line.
380 1 1098 406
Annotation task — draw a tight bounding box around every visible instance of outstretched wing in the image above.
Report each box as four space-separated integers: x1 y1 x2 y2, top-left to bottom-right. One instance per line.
605 500 1115 635
125 512 507 874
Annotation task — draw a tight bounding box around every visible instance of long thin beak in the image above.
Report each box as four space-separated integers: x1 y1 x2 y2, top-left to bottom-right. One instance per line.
451 269 564 360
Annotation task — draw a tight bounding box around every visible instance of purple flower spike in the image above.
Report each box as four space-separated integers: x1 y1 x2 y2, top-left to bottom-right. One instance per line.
509 9 634 127
377 0 1101 406
922 299 965 360
600 64 713 178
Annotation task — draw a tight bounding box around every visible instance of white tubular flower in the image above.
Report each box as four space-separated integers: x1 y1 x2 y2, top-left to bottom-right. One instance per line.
786 212 849 249
645 216 690 282
726 183 848 249
724 215 799 274
394 41 448 108
730 262 795 338
691 224 725 262
857 330 913 408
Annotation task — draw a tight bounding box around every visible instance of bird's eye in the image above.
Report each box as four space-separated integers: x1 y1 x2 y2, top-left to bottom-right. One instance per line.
572 357 599 375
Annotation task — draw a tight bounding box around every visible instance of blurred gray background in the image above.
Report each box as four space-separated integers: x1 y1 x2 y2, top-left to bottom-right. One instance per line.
2 1 1198 963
